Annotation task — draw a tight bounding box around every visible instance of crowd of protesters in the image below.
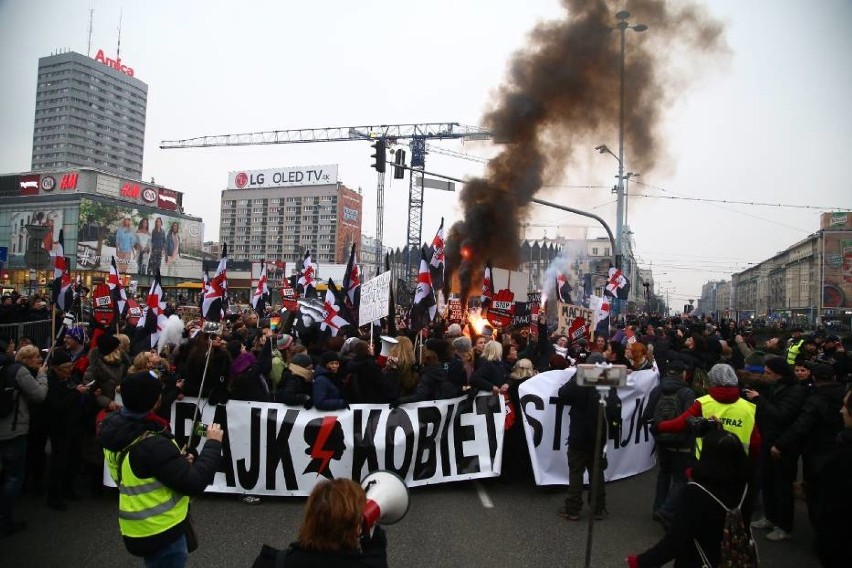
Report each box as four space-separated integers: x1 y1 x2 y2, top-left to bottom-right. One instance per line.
0 292 53 324
1 292 850 567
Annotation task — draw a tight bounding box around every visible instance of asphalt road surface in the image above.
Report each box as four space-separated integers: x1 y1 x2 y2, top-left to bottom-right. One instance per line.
2 470 819 567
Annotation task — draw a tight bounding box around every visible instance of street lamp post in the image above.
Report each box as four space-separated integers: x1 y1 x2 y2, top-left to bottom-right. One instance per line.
614 11 646 267
622 171 639 229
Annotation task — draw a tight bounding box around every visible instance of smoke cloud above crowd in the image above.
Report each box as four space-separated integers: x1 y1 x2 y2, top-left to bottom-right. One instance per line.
444 0 726 303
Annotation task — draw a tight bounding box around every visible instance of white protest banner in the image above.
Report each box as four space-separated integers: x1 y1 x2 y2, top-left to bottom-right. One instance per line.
152 394 504 496
517 368 658 485
359 270 392 326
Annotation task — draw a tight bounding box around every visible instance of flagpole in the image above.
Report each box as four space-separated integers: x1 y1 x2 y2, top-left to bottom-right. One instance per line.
187 324 217 449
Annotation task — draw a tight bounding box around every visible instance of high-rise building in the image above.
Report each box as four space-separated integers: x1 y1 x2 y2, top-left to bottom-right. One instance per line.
31 50 147 178
220 164 362 265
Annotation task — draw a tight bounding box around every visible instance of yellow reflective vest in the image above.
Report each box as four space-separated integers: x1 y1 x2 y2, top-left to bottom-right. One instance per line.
695 395 757 458
105 433 189 539
786 339 803 366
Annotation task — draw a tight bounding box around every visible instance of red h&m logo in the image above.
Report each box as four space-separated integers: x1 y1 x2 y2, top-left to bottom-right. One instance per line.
60 173 78 190
121 183 141 198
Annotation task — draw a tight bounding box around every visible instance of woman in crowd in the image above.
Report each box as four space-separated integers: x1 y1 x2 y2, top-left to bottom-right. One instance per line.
387 336 418 396
448 336 475 394
396 349 457 404
626 342 654 372
313 352 348 411
84 334 130 413
349 340 397 404
165 221 181 277
470 341 509 395
148 217 166 276
134 218 151 276
252 478 387 567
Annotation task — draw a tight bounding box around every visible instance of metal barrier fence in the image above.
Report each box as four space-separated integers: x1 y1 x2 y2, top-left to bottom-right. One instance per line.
0 319 54 350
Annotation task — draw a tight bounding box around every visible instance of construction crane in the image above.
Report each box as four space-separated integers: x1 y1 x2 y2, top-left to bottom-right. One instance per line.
161 123 491 276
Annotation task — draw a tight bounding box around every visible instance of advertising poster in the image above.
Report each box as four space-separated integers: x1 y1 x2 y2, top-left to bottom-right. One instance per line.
8 209 64 258
336 189 362 263
822 230 852 309
75 198 203 278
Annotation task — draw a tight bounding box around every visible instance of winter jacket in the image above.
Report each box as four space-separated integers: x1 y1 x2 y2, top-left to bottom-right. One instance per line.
642 375 696 450
0 356 48 440
313 365 347 411
774 381 845 456
634 477 755 568
276 364 313 407
270 350 287 389
658 386 762 459
397 363 459 404
84 347 131 409
180 346 231 403
753 375 809 444
252 526 387 568
348 355 398 404
44 368 84 433
228 349 273 402
470 360 509 393
814 428 852 568
98 410 221 558
557 374 602 453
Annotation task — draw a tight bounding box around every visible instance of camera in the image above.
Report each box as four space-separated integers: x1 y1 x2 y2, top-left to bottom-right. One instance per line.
62 313 75 328
575 363 628 388
686 417 721 437
193 422 208 438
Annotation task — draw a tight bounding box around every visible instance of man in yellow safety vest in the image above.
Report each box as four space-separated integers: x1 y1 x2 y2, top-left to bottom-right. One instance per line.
98 371 223 566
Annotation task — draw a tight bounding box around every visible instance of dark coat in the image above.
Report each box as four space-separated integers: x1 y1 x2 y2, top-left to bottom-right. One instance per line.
312 365 347 410
469 359 508 393
228 349 273 403
641 375 696 450
557 375 602 453
98 410 221 558
636 479 755 568
348 356 397 404
276 365 313 407
774 381 845 457
252 526 387 568
397 363 458 404
753 375 809 444
814 428 852 568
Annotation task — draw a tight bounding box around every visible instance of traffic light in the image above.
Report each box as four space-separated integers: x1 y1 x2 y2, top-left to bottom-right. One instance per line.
393 149 406 179
371 139 387 173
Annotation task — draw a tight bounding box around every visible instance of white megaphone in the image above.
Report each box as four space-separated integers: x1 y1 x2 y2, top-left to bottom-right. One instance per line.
376 335 398 368
361 470 409 532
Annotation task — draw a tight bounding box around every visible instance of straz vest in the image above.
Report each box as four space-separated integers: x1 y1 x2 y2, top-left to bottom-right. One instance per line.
695 396 756 458
105 432 189 539
786 339 804 365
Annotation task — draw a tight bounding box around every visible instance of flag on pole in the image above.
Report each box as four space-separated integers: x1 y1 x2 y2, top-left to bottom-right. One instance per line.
202 243 228 322
481 259 494 308
605 267 630 300
556 272 573 304
410 248 437 331
51 229 73 311
320 279 349 336
589 294 611 329
342 244 361 311
428 217 445 291
198 271 209 313
385 253 398 336
107 256 127 317
297 249 316 299
137 272 168 348
251 260 270 314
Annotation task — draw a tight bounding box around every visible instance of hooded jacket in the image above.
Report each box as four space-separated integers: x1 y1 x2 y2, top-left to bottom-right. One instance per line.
98 410 221 557
774 381 845 456
0 354 48 440
557 374 603 453
348 355 397 404
753 375 809 444
398 363 458 404
312 365 347 410
642 374 696 449
276 364 313 406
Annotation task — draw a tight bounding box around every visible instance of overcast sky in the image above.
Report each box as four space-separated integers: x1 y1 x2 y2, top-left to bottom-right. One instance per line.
1 0 850 308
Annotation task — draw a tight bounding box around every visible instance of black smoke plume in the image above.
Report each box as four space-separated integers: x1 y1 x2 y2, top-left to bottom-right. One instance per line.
444 0 725 303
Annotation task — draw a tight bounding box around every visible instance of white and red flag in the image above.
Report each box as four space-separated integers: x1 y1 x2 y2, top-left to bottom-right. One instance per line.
320 279 349 336
108 256 128 317
342 244 361 311
202 243 228 322
481 259 494 308
251 260 270 314
137 272 168 348
410 248 437 331
297 249 316 298
428 217 445 291
556 272 573 304
589 294 611 329
51 229 73 311
605 267 630 300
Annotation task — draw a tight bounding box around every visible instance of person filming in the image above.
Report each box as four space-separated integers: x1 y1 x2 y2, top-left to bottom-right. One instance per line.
98 371 223 566
253 478 388 568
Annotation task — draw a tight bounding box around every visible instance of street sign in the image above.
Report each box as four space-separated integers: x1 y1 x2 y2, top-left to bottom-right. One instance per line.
418 177 456 192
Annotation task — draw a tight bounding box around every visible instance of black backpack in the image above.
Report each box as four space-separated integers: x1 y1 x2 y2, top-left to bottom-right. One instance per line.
653 389 690 445
0 362 23 422
690 482 759 568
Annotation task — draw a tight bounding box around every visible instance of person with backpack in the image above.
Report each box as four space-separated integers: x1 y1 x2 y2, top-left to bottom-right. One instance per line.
626 428 758 568
0 344 48 537
642 360 696 528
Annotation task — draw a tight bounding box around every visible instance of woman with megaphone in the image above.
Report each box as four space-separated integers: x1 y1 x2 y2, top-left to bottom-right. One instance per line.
252 477 391 568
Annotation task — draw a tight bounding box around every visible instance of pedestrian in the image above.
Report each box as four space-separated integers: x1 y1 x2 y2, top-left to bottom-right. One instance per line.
98 371 223 566
0 344 48 536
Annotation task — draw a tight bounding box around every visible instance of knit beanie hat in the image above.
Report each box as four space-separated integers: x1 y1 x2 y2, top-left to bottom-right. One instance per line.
121 371 163 413
97 334 120 357
277 334 294 351
743 350 766 373
67 325 86 345
764 356 792 378
321 351 341 366
290 353 313 368
708 363 739 387
50 349 73 367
